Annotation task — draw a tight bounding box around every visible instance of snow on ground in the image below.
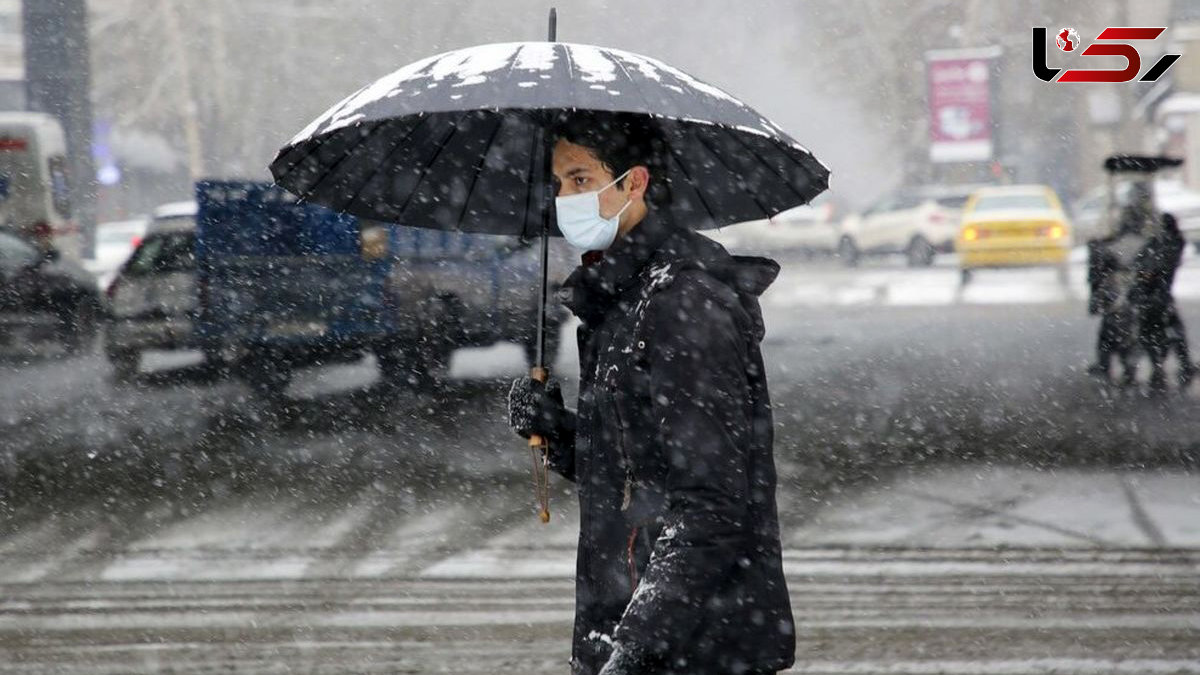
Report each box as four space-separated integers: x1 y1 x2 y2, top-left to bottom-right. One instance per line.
789 464 1200 549
3 259 1199 672
752 247 1200 309
1 464 1197 673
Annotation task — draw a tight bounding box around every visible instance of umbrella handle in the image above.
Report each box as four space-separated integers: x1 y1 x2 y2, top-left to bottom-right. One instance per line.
529 365 551 523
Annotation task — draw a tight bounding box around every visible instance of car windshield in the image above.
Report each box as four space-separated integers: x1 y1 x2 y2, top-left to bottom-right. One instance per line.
972 193 1051 211
123 231 195 276
934 194 971 208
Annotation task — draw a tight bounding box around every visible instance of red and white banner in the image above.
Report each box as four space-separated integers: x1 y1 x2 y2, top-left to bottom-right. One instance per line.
927 47 999 163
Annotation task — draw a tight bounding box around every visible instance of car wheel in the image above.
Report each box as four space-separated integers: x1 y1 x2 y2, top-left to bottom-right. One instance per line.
837 236 860 267
376 337 451 391
61 296 100 355
202 347 231 379
375 339 422 389
107 349 139 382
242 353 293 401
906 236 935 267
959 268 973 287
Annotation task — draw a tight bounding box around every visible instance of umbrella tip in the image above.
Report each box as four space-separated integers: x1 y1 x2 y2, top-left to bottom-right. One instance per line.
547 7 557 42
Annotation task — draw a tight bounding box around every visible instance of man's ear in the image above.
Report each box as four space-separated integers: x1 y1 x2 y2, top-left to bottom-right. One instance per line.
628 165 650 200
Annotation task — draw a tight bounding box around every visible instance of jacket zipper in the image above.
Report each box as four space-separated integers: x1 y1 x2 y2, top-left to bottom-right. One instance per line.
626 526 640 589
612 396 634 512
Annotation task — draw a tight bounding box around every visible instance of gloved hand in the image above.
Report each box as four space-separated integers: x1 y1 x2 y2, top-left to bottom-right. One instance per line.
597 642 653 675
507 376 570 442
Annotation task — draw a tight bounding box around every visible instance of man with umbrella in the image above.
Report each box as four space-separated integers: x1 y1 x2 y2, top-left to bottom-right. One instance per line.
271 31 825 675
507 111 794 674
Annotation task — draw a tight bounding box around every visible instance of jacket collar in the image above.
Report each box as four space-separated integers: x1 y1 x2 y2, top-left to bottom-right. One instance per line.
560 210 676 323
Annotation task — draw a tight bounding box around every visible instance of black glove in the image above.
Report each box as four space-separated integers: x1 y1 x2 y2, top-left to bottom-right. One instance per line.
597 642 653 675
507 376 570 441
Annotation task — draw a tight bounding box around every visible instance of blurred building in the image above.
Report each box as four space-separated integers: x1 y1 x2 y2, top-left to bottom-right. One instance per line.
0 0 23 110
1150 0 1200 188
917 0 1176 206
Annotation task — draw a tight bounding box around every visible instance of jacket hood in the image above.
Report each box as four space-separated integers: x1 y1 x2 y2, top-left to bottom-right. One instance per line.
675 251 777 343
703 255 779 297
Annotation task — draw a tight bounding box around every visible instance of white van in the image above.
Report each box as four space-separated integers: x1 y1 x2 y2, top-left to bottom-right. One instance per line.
0 112 76 258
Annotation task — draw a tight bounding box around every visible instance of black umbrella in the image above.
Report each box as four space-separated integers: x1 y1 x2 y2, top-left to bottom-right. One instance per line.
270 10 828 520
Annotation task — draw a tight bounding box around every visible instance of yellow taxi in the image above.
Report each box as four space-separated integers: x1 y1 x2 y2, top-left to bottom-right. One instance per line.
957 184 1072 285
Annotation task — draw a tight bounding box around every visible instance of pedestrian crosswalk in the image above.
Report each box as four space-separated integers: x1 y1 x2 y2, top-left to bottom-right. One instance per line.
2 469 1199 673
2 548 1197 674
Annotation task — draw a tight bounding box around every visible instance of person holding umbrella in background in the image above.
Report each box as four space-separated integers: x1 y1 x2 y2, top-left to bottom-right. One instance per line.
507 112 795 674
271 13 827 673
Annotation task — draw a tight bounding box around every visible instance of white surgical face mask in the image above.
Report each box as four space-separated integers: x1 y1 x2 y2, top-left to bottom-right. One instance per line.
555 169 633 251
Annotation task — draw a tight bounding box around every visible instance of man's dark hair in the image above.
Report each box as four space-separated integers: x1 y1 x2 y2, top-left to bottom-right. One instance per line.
549 111 670 207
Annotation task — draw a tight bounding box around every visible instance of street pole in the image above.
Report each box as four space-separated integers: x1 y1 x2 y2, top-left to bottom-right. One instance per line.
23 0 97 258
161 1 205 181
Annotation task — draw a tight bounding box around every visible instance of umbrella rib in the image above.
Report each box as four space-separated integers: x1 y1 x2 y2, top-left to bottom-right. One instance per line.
339 115 430 215
272 132 336 191
396 111 472 221
611 52 823 220
561 43 576 82
660 124 720 225
296 120 389 203
721 125 829 207
687 124 775 219
607 53 656 119
453 112 507 231
605 58 713 225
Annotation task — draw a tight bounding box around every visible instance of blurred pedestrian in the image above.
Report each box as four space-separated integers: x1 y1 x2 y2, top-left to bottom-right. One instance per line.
1134 209 1194 392
1088 185 1151 384
507 112 794 675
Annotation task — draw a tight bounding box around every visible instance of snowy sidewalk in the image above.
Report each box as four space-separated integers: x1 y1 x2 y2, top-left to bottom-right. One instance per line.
763 250 1200 309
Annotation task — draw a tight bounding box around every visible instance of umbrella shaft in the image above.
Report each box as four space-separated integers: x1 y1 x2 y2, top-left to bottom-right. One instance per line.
534 124 553 369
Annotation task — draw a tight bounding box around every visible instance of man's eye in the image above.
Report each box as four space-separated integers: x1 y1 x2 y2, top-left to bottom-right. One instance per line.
574 177 588 186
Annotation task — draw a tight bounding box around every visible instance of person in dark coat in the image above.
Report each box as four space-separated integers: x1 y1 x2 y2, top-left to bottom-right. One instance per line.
1087 198 1148 383
507 112 795 675
1134 210 1194 391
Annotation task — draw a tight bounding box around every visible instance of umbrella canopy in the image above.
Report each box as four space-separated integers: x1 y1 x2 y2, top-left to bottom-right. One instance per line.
1103 154 1183 174
270 41 828 237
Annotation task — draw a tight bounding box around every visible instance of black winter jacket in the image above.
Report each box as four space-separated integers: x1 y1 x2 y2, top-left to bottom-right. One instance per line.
548 211 794 675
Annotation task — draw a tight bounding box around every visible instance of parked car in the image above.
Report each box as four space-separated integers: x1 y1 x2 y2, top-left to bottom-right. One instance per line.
0 112 77 258
148 201 198 233
103 206 200 380
837 185 982 267
83 218 148 291
705 194 837 256
1073 179 1200 246
194 180 570 399
957 184 1072 286
0 228 101 355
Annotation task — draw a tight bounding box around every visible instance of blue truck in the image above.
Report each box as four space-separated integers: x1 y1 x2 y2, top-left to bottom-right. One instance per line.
195 180 569 398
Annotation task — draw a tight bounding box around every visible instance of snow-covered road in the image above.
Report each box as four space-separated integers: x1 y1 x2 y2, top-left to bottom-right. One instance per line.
1 254 1198 672
1 466 1197 674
